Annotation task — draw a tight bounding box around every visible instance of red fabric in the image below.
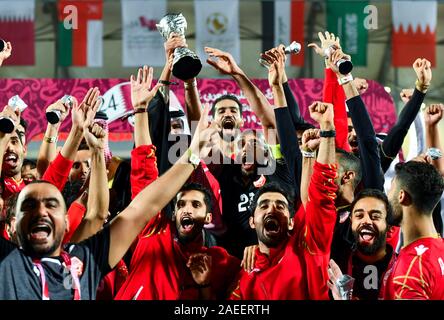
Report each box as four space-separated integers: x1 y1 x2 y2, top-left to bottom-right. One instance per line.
1 178 25 202
42 152 74 191
62 201 86 244
130 145 158 200
0 20 35 66
0 221 9 240
392 25 435 67
322 68 351 152
229 162 338 300
96 260 129 300
114 212 240 300
386 226 401 250
381 237 444 300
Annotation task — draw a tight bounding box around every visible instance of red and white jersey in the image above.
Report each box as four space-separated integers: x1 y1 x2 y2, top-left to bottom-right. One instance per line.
381 237 444 300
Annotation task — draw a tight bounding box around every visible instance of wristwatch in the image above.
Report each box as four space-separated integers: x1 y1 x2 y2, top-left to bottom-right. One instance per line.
187 148 200 169
319 130 336 138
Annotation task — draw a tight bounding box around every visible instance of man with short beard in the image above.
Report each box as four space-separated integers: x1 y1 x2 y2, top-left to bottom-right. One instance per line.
382 161 444 300
327 189 396 300
229 101 338 300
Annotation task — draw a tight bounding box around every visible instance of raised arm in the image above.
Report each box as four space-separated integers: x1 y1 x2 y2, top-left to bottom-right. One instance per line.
37 99 70 177
69 98 108 243
261 45 300 197
41 88 100 191
303 101 338 253
130 66 162 199
424 104 444 176
380 59 431 172
308 31 350 152
205 47 277 143
107 100 218 268
330 50 384 191
300 128 321 208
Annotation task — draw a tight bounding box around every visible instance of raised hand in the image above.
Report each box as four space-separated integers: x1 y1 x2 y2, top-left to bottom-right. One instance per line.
260 45 286 87
189 103 220 159
46 98 73 125
308 101 334 126
308 31 341 58
73 87 100 130
164 32 187 58
352 78 369 95
413 58 432 86
83 98 105 150
327 259 344 300
205 47 243 76
424 103 444 127
0 41 12 66
0 104 20 134
187 253 212 287
327 49 351 76
301 128 321 152
130 65 162 109
400 88 414 104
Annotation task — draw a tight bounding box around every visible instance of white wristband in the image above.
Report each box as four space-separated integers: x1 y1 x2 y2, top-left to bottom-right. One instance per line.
338 74 354 85
302 150 316 158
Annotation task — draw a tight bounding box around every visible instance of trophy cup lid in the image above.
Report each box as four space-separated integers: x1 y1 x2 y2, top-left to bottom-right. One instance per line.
156 13 187 40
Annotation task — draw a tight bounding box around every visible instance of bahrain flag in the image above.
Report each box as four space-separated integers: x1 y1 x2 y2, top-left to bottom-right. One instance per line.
392 0 437 67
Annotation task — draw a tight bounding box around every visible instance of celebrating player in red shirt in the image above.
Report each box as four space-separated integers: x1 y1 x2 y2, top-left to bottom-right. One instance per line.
382 160 444 299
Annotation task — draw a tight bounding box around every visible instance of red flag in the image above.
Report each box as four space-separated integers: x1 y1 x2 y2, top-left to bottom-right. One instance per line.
0 0 35 66
392 0 437 67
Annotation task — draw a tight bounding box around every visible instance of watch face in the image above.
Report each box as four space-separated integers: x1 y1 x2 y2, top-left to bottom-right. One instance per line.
190 153 200 165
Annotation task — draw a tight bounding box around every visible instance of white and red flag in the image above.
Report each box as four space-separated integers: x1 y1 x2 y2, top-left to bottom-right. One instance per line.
0 0 35 66
392 0 437 67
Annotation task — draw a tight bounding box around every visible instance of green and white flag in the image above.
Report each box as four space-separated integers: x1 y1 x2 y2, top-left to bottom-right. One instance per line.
326 0 368 66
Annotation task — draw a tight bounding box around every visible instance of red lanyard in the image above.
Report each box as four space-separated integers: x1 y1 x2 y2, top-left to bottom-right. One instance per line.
32 251 81 300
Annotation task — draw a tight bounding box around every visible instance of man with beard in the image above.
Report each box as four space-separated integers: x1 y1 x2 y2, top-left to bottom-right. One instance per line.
381 160 444 299
229 100 338 300
0 70 218 299
114 183 240 300
327 189 395 300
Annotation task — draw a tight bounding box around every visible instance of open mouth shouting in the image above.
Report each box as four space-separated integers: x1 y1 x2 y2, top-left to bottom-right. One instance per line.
263 215 281 237
180 216 195 234
358 226 376 245
241 154 255 171
3 152 18 167
29 220 53 244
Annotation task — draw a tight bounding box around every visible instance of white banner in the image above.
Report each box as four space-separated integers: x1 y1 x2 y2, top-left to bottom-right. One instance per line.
195 0 240 65
121 0 166 67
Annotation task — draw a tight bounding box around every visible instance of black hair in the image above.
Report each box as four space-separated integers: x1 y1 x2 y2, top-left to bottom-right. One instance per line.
22 159 36 169
394 161 444 214
176 182 213 213
212 94 243 116
336 148 362 189
350 188 393 224
19 118 27 132
250 182 295 218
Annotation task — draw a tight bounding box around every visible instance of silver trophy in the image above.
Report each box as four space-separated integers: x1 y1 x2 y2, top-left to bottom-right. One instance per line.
324 45 353 75
46 95 74 125
259 41 302 68
0 95 28 133
335 274 355 300
157 13 202 81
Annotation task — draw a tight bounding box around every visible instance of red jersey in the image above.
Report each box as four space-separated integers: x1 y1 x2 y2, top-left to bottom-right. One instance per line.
323 68 351 152
114 212 240 300
229 162 338 300
381 237 444 300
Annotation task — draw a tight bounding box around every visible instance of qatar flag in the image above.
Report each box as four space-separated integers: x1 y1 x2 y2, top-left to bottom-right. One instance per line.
392 0 437 67
0 0 35 66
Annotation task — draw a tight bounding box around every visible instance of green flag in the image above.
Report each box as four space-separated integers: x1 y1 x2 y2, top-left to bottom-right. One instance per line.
326 0 368 66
